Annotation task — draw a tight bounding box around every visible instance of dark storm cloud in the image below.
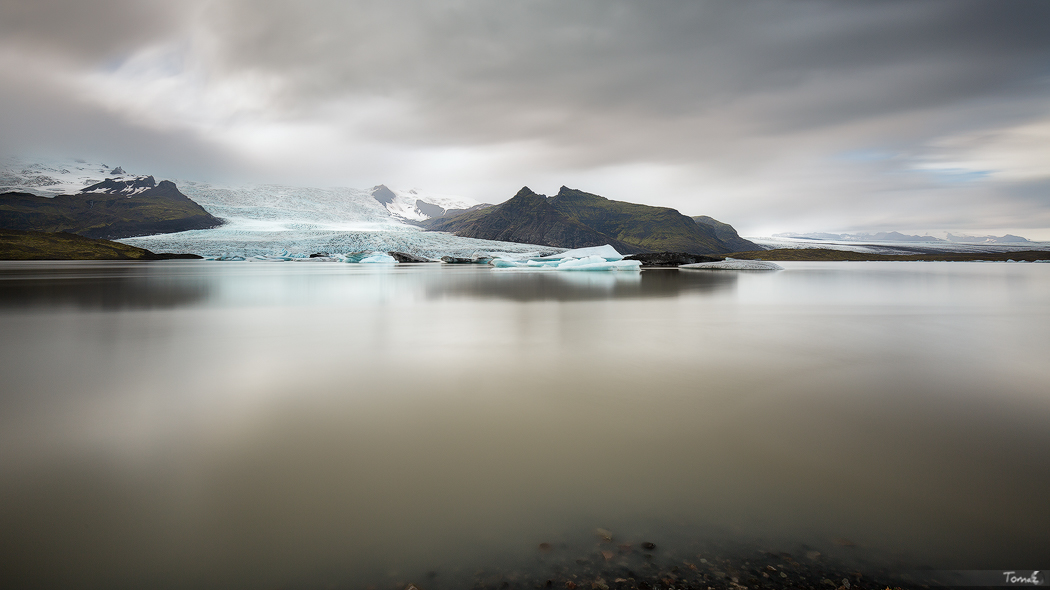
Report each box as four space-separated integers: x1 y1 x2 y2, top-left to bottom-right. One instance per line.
2 0 1050 233
0 0 180 62
198 0 1050 157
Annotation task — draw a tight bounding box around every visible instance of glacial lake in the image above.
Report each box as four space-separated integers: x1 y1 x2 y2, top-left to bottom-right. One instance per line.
1 260 1048 588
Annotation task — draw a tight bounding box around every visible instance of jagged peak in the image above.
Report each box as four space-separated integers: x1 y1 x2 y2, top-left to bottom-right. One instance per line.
513 186 538 198
555 186 605 200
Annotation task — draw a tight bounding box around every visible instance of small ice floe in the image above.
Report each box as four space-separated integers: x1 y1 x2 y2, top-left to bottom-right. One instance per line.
490 245 641 272
441 252 493 264
679 258 784 271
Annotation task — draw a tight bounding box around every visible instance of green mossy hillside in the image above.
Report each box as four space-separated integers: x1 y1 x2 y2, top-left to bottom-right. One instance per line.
0 229 197 260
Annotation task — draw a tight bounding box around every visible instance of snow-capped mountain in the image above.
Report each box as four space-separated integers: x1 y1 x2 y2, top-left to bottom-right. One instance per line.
0 156 135 196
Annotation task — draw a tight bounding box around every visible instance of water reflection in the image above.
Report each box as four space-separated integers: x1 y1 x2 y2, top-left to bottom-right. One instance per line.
427 266 737 301
0 261 1048 589
0 261 211 310
0 262 739 309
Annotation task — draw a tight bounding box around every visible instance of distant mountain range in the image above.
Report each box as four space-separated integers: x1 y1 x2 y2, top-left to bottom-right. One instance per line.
1 175 223 239
774 231 1031 244
421 186 757 254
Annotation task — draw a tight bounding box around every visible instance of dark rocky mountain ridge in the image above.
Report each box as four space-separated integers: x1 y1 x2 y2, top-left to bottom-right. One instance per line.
422 186 757 254
0 177 223 239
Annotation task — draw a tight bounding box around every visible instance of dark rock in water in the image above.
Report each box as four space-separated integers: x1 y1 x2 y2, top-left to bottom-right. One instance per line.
440 255 491 264
624 252 723 266
388 251 434 263
640 542 656 550
150 252 203 260
309 252 328 258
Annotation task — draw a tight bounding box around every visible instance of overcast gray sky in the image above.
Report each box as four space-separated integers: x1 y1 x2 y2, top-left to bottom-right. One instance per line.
2 0 1050 237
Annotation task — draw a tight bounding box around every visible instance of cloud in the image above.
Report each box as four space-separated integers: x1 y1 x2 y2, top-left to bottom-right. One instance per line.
2 0 1050 235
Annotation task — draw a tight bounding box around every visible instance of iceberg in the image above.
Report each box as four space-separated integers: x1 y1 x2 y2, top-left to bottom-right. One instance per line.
530 244 625 262
340 251 397 264
490 247 641 272
679 258 783 271
359 252 398 264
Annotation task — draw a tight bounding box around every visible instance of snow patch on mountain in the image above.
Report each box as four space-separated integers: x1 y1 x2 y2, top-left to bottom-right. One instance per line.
81 176 157 196
370 184 482 222
0 155 134 196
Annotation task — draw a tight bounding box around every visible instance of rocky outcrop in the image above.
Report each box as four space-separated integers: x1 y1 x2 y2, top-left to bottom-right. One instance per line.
388 251 435 263
623 252 724 267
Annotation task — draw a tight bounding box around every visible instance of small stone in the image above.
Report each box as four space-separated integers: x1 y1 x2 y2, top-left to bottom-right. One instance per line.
780 572 788 579
596 528 614 542
565 582 577 590
806 551 821 560
539 542 552 552
601 550 614 561
641 542 656 550
842 578 851 588
592 577 609 590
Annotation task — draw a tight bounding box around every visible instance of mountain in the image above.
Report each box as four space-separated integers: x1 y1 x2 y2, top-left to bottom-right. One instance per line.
945 233 1030 244
0 176 223 239
692 215 759 252
773 231 945 242
421 186 646 252
422 186 754 254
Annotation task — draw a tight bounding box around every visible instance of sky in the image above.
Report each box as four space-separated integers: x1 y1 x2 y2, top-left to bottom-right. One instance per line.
2 0 1050 238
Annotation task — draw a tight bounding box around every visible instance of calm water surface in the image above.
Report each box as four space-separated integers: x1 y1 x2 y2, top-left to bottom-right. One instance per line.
1 261 1048 588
